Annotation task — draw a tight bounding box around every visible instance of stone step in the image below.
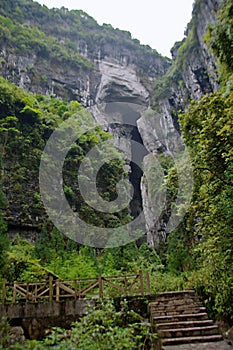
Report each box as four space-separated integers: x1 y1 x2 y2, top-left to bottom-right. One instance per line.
151 295 197 302
152 290 196 301
150 299 202 307
156 319 214 330
159 325 220 339
162 334 223 346
149 290 223 347
150 303 204 313
155 290 196 298
153 313 209 324
151 306 207 317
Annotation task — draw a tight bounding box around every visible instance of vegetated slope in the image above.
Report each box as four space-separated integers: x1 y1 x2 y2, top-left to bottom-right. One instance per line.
0 78 130 233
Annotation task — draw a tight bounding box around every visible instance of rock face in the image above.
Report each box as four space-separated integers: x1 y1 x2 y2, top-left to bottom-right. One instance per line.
90 59 150 222
0 49 99 107
0 46 165 108
95 59 150 105
158 0 222 110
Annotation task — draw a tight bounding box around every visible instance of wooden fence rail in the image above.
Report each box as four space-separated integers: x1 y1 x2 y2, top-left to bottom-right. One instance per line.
1 271 150 304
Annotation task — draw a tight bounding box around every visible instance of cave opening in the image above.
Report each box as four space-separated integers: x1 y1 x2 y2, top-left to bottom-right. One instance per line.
129 125 148 219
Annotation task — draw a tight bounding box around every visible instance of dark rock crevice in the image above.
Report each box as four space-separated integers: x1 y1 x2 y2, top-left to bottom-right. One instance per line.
129 125 148 219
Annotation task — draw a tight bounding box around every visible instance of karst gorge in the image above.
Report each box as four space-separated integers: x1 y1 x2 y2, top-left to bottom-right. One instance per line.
0 0 232 348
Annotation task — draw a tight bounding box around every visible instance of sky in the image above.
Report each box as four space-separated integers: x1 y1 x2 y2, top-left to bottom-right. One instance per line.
36 0 194 58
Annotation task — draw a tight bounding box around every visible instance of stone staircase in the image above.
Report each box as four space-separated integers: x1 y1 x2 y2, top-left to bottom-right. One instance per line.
149 290 223 347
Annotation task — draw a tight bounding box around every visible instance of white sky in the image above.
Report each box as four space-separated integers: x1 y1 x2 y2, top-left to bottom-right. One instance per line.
36 0 194 58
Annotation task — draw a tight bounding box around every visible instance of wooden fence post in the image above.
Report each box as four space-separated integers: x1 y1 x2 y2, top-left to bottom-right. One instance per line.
78 279 81 299
56 280 60 302
146 271 151 294
98 275 103 298
26 283 29 302
139 270 144 296
124 276 128 295
12 282 16 303
34 283 38 302
2 279 6 304
49 276 53 302
74 280 77 300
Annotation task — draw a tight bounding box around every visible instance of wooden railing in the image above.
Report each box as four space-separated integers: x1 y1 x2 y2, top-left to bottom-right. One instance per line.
1 271 150 304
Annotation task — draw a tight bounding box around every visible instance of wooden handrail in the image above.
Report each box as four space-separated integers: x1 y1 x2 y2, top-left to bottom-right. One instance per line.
1 271 150 304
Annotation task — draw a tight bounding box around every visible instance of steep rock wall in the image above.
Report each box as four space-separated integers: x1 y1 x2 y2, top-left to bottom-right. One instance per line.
90 59 150 222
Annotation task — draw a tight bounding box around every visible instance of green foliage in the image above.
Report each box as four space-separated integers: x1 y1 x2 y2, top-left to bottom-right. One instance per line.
0 317 10 349
150 271 188 293
137 243 164 272
179 68 233 321
207 0 233 79
6 236 47 282
0 14 93 71
46 246 99 280
0 176 9 278
35 237 165 281
0 77 131 230
0 213 8 273
166 229 192 274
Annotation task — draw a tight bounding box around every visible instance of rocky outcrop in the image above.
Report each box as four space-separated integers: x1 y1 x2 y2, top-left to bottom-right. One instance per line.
90 60 150 221
157 0 222 112
7 326 25 346
95 59 149 105
0 49 99 106
0 45 168 107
